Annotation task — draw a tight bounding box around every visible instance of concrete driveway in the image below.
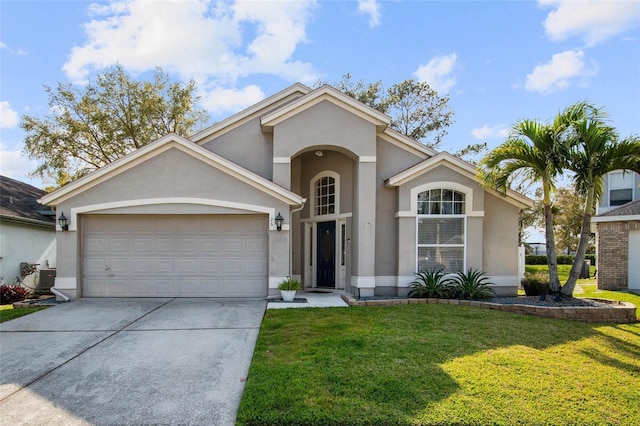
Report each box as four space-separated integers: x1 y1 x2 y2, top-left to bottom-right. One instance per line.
0 298 266 425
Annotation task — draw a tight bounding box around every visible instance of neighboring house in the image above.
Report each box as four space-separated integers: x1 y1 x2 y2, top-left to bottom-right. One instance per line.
40 84 532 300
0 176 56 285
592 199 640 292
592 170 640 292
596 170 640 215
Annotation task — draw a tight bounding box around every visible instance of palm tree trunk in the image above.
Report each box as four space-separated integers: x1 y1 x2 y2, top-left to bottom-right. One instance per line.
542 179 561 293
545 202 561 293
561 187 595 297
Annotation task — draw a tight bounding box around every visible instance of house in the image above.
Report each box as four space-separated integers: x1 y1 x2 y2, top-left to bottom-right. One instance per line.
0 176 56 286
592 176 640 292
592 170 640 292
40 84 532 300
596 170 640 214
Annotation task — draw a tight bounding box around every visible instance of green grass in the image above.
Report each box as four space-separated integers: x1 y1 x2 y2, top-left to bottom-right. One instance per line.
238 305 640 425
0 304 47 322
524 264 640 319
525 264 596 283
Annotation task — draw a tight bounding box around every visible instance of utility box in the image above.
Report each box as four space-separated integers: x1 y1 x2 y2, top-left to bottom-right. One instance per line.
37 269 57 295
579 260 591 279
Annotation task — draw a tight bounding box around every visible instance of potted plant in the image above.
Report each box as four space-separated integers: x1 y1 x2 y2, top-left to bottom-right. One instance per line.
278 277 302 302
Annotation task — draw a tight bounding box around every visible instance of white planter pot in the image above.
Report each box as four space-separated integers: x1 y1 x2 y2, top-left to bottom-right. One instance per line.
280 290 296 302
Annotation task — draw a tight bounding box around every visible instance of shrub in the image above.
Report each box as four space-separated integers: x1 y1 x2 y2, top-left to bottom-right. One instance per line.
520 272 550 296
525 255 547 265
525 254 596 265
0 285 30 304
450 268 495 300
408 269 452 299
278 278 302 291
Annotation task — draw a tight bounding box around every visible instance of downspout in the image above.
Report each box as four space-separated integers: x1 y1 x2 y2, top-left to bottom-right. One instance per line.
50 287 70 302
289 199 307 278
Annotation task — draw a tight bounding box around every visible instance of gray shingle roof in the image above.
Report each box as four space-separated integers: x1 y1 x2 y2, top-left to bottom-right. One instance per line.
598 199 640 217
0 175 55 225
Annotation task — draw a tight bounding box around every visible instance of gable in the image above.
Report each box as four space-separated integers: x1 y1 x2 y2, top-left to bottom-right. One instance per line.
40 134 304 208
386 152 533 210
192 83 311 144
261 84 390 133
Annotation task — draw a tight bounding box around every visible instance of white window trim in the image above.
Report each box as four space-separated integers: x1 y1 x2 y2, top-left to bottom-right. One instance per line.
608 170 634 207
415 185 468 273
309 170 340 218
396 181 484 217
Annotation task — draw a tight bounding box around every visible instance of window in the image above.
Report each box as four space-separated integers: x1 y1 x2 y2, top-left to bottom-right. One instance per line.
416 189 465 274
418 188 465 214
609 171 634 207
315 176 336 216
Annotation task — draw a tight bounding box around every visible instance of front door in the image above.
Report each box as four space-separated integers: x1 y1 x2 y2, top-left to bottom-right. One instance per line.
317 221 336 288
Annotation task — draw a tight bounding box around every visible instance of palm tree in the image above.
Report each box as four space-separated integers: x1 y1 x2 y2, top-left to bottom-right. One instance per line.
478 119 566 292
557 103 640 296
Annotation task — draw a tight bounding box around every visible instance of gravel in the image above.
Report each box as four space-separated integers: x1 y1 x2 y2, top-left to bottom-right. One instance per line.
488 296 612 308
357 295 613 308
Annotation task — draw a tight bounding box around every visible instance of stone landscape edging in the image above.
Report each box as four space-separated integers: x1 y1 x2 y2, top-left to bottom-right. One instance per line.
341 294 637 324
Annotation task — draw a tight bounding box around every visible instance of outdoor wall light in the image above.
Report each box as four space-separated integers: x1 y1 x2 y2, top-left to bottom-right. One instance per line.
275 212 284 232
315 150 323 157
58 212 69 231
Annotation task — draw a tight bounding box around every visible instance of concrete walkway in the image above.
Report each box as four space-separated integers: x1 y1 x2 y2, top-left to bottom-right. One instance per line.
267 290 349 309
0 298 266 425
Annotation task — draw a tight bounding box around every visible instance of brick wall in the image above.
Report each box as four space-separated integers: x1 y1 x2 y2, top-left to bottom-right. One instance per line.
597 221 640 290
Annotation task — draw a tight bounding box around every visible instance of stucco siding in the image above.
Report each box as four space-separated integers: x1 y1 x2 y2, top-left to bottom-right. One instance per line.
200 117 273 180
0 221 56 283
397 165 485 213
374 137 427 276
482 193 519 276
60 148 286 210
273 100 377 159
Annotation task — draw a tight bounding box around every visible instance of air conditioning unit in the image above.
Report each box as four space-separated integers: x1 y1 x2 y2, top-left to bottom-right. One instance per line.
37 269 57 295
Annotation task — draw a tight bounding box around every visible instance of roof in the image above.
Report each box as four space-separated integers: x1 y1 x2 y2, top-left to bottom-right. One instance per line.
598 199 640 217
592 199 640 225
39 134 305 207
192 83 311 144
0 175 55 227
260 84 390 132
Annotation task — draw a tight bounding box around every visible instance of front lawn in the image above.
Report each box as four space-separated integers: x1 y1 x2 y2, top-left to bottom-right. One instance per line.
238 304 640 425
525 264 596 283
0 304 47 323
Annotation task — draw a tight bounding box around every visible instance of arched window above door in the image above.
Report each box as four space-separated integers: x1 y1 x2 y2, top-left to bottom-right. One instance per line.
311 171 340 217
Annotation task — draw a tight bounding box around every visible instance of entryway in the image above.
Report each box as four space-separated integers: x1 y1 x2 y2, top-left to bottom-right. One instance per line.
317 221 336 288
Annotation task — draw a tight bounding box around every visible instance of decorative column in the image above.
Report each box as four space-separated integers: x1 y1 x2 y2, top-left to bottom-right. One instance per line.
352 158 377 297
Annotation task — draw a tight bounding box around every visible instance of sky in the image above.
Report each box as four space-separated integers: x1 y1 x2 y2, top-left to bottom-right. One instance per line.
1 0 639 195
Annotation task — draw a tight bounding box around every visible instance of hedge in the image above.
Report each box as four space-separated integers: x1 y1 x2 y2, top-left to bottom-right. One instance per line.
525 254 596 265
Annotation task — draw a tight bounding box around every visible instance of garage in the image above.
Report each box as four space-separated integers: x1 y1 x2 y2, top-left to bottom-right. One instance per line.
82 214 268 297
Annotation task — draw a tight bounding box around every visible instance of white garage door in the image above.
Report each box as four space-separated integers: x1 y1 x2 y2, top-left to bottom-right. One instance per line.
82 214 268 297
629 230 640 290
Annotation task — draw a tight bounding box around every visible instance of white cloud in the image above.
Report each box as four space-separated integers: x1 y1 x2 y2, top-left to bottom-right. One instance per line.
540 0 640 46
200 84 265 116
0 143 39 184
524 49 597 94
62 0 318 86
358 0 381 28
0 41 27 56
413 53 458 94
0 101 19 128
471 125 510 140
